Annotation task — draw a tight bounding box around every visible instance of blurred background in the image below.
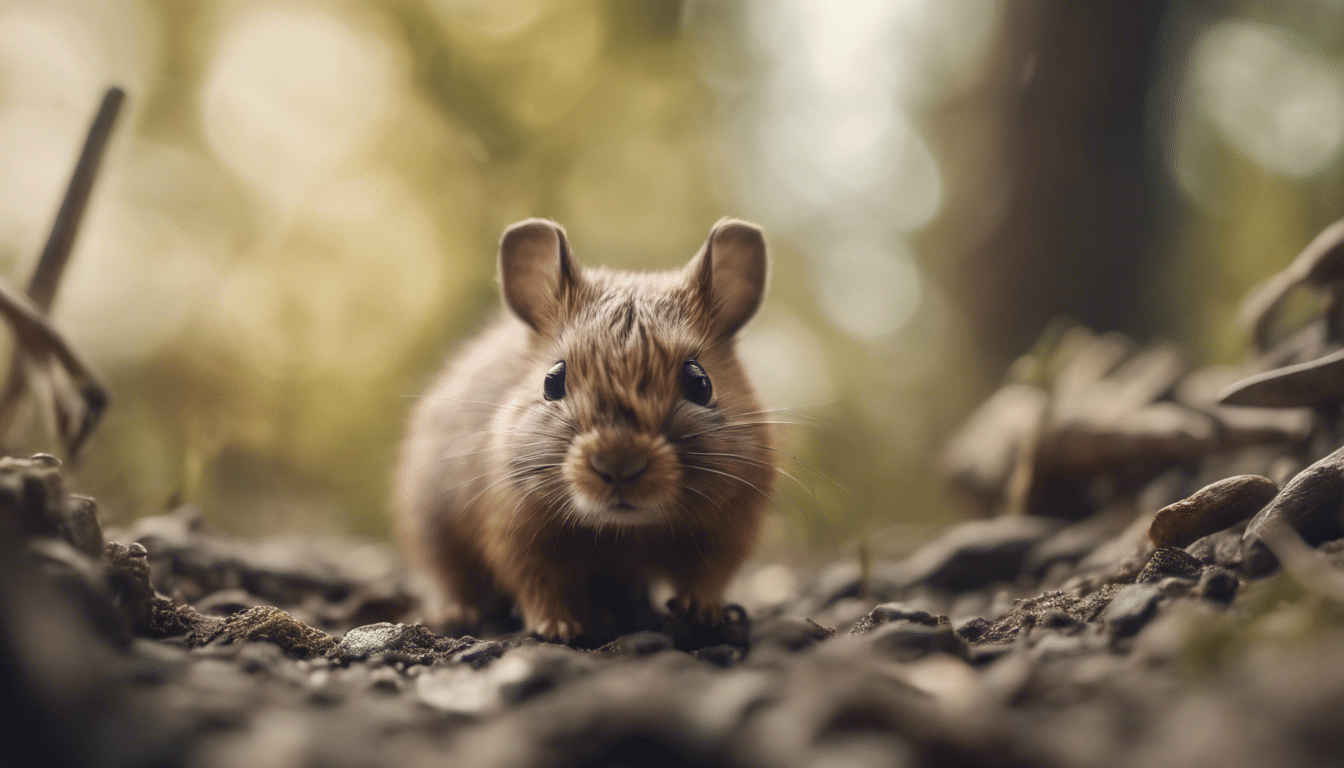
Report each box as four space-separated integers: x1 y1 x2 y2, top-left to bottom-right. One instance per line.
2 0 1343 558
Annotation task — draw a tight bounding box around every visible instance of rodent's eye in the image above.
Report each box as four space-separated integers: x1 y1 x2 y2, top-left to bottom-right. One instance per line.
681 360 713 406
544 361 566 401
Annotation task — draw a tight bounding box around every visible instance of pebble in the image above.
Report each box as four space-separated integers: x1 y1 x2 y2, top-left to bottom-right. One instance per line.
1195 567 1240 603
865 620 965 661
752 615 836 652
1243 445 1344 575
605 631 674 656
847 603 946 636
887 515 1060 592
1101 583 1164 639
1135 547 1204 583
1148 475 1278 548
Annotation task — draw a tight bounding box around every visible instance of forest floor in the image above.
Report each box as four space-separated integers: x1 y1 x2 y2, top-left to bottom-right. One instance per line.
9 405 1344 768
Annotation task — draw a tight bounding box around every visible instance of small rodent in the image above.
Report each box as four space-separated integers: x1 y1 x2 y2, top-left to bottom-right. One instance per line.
394 218 776 641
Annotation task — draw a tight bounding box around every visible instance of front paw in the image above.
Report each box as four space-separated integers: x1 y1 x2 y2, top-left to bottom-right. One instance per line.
667 594 724 626
530 617 584 643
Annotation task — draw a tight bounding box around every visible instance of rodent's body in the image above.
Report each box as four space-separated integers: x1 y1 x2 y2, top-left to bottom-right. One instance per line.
394 219 775 640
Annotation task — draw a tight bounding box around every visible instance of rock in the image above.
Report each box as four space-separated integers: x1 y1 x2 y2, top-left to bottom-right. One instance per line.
691 644 743 668
848 603 946 636
972 586 1124 645
326 622 483 666
954 617 993 644
58 494 104 559
1149 475 1278 549
1186 527 1246 570
27 537 126 644
965 642 1016 667
889 515 1060 592
1195 567 1240 603
1029 631 1105 662
456 639 507 668
1174 366 1314 447
190 605 335 659
106 539 224 640
602 631 675 656
1033 609 1085 633
865 620 965 661
1243 445 1344 575
1218 348 1344 408
416 645 597 716
1101 583 1164 638
1135 547 1204 584
752 615 835 651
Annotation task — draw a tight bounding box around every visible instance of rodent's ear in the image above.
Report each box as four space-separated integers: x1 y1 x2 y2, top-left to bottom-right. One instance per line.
688 218 768 338
498 219 580 333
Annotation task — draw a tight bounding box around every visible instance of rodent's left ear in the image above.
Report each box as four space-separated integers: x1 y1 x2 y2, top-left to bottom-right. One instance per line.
688 218 768 338
499 219 581 334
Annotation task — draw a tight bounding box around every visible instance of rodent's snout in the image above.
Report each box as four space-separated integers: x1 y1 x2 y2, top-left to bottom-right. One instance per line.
589 451 648 487
563 429 680 521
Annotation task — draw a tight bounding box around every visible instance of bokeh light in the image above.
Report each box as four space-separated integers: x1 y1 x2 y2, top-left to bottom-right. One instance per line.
0 0 1341 558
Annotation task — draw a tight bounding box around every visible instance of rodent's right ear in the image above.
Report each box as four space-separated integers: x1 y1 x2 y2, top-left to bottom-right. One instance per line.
498 219 580 333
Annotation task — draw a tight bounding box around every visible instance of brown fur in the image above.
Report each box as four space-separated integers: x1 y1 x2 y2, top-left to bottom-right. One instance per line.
394 219 776 641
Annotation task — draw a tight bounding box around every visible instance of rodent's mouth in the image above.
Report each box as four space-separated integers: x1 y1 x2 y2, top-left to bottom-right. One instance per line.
609 501 639 511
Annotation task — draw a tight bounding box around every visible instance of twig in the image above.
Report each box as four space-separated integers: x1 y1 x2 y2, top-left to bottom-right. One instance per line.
0 87 122 457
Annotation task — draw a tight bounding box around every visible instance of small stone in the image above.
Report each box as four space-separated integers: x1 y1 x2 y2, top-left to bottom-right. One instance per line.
1185 527 1246 569
1135 547 1204 583
328 622 444 663
59 494 104 559
1148 475 1277 548
889 515 1061 592
1036 610 1084 632
455 640 506 668
1217 348 1344 408
189 605 335 659
1029 632 1098 661
970 586 1123 646
1101 583 1164 638
607 631 674 656
848 603 946 636
1195 567 1239 603
691 644 742 668
954 617 992 644
1243 444 1344 575
966 642 1016 667
1155 577 1196 598
751 615 835 652
865 620 965 661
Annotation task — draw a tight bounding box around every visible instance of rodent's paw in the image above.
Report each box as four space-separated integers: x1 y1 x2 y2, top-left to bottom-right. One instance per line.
531 617 584 643
667 594 724 626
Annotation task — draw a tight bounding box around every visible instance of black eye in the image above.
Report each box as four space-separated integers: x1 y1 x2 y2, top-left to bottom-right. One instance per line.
544 361 566 401
681 360 713 406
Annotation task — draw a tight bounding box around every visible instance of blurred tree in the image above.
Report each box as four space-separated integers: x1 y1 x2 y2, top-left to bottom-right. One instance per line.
962 0 1172 370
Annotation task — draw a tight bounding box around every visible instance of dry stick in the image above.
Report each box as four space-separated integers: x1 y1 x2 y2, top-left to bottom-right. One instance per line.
31 87 125 311
0 87 123 456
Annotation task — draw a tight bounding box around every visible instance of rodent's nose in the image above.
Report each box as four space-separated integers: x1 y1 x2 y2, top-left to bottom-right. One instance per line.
590 451 648 486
